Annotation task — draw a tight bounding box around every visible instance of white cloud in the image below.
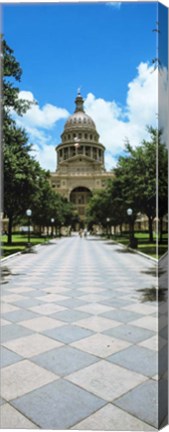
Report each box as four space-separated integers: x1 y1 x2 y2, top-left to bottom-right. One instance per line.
13 91 69 171
84 62 160 168
31 143 56 172
17 91 69 129
18 91 35 102
106 2 122 8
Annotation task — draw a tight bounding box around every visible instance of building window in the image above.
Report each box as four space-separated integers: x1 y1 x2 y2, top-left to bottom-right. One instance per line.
93 148 97 159
56 181 60 188
63 148 68 160
90 134 93 140
68 134 70 139
85 133 88 139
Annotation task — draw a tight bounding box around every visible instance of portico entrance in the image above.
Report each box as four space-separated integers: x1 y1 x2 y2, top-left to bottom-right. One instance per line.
70 187 92 225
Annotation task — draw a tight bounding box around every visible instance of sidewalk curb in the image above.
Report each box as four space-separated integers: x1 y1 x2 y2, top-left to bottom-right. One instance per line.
1 243 45 263
1 238 60 263
1 251 22 262
105 238 158 263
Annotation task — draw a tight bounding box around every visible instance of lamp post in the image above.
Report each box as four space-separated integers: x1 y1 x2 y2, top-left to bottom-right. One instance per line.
26 209 32 246
51 218 55 237
127 208 135 248
106 217 110 238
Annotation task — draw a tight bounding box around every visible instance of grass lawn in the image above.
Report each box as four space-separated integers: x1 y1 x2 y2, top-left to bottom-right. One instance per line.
108 232 168 259
1 234 51 258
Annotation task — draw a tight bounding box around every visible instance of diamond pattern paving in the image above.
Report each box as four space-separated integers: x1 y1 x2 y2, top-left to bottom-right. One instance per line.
114 380 168 428
72 403 157 430
67 360 147 401
107 345 157 377
11 379 106 429
1 359 58 400
31 345 99 376
1 403 38 429
1 235 161 429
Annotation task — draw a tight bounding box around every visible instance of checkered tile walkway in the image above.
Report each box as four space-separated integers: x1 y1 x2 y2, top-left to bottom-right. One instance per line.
0 236 167 429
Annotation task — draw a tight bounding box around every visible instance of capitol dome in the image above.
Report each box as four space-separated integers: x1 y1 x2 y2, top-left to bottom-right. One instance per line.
56 91 105 170
64 92 96 131
64 112 96 131
61 91 100 143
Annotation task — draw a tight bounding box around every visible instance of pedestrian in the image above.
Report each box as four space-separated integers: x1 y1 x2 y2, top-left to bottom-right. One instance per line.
79 228 83 238
84 228 87 238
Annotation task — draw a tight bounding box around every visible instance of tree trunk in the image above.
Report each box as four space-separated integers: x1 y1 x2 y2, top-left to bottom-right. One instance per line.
120 224 123 235
148 216 154 242
7 215 13 245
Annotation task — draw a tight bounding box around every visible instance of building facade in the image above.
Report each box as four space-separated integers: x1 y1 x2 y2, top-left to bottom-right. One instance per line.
50 91 114 224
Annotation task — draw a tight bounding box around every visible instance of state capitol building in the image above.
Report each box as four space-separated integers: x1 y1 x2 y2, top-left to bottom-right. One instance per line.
50 91 114 225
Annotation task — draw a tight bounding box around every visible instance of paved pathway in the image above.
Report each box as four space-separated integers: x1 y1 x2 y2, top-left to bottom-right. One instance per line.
0 236 167 429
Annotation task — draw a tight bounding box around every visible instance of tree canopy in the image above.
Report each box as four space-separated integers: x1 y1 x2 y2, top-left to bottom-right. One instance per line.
86 127 168 242
2 37 75 244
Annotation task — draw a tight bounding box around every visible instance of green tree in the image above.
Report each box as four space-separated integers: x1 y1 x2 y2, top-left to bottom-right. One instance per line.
2 37 33 130
86 127 167 243
86 187 113 230
113 127 167 242
2 37 39 243
3 126 43 244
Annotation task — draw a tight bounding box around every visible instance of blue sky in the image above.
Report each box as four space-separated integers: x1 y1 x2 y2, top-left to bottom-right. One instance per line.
2 2 168 171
